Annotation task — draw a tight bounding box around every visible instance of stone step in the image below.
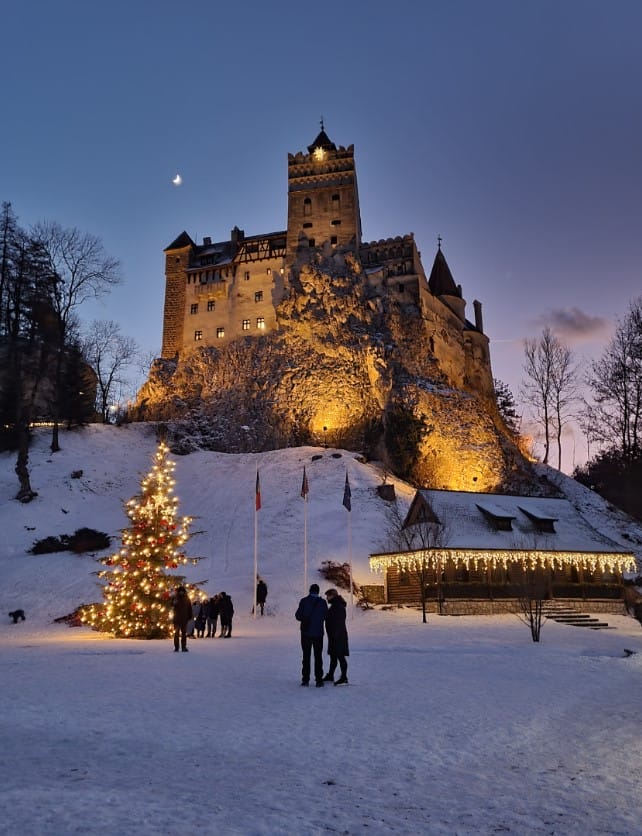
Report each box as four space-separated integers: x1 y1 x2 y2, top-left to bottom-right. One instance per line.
546 615 611 629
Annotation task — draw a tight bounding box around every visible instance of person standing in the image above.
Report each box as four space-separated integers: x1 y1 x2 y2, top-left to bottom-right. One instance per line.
172 586 193 653
323 588 349 684
207 594 220 637
219 591 234 637
295 583 328 687
256 578 268 615
194 600 207 638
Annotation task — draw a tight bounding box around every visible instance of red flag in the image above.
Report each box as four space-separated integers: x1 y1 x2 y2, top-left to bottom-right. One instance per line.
301 466 309 500
255 470 261 511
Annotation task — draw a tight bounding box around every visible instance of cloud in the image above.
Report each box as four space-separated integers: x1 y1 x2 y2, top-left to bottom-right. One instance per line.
531 307 611 342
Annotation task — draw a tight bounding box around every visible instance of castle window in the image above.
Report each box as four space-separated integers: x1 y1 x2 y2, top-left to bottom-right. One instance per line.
190 303 199 314
194 330 203 341
244 271 250 281
257 317 265 330
207 300 215 312
331 219 341 226
308 239 315 248
242 319 251 331
199 273 207 284
331 236 337 247
266 268 272 276
303 222 313 229
332 194 340 209
255 291 263 303
216 327 225 339
303 198 312 216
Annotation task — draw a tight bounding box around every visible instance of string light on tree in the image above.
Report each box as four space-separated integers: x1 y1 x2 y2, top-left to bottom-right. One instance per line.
80 441 206 638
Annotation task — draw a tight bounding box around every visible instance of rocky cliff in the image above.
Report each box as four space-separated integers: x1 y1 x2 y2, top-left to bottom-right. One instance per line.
136 251 536 492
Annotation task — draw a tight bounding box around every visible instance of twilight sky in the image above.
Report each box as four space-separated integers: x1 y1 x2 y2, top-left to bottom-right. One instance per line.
2 0 641 468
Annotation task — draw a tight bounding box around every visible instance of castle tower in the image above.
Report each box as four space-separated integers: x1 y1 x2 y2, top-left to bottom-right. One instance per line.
161 231 194 359
286 126 362 265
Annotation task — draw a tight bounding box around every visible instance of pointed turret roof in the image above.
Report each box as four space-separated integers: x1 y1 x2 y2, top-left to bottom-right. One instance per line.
307 124 336 154
428 245 461 297
164 231 195 251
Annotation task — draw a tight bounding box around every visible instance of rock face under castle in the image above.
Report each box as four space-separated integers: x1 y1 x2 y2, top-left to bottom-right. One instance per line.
145 129 528 491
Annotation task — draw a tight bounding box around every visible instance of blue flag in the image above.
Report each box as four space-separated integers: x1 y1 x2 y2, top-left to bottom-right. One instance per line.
342 471 351 512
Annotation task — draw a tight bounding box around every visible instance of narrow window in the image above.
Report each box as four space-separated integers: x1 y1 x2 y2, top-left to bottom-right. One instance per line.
257 317 265 330
207 300 215 312
266 267 272 276
308 238 315 248
331 219 341 226
242 319 251 331
194 330 203 341
216 327 225 339
255 291 263 302
303 197 312 216
190 303 199 314
244 270 250 281
330 235 337 247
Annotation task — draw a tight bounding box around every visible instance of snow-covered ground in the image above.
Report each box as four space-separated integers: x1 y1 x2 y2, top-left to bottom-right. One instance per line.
1 425 642 835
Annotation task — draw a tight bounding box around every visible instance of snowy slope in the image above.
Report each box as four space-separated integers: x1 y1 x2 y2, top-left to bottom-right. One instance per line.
1 426 642 835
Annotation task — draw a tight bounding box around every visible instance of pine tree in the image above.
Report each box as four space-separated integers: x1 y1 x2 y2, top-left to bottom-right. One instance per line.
81 441 203 638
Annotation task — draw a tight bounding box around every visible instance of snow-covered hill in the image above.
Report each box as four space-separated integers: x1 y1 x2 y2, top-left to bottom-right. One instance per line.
1 424 641 625
2 425 642 835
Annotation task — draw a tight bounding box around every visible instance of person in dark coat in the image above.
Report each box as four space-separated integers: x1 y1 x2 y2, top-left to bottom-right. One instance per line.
194 600 207 638
256 578 268 615
295 583 329 687
323 588 349 684
218 591 234 637
207 594 220 637
172 586 193 652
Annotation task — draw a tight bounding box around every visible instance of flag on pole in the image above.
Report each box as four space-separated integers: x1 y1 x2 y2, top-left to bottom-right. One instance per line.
255 470 262 511
301 466 309 500
342 471 351 512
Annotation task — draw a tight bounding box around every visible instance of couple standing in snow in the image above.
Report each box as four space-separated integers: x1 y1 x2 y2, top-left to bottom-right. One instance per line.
295 583 349 687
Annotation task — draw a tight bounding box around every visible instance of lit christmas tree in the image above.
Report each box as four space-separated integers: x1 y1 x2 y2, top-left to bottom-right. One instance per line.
80 441 204 638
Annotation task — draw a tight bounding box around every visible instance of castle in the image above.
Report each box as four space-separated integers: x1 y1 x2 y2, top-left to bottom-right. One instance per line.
161 126 494 400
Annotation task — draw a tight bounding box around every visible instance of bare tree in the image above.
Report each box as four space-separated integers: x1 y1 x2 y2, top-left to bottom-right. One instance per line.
382 499 450 623
549 342 580 470
82 320 139 422
31 221 121 449
520 328 577 468
587 298 642 460
516 567 548 642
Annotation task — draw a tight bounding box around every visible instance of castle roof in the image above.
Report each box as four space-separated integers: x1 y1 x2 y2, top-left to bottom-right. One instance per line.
164 231 195 251
307 128 336 154
428 247 461 298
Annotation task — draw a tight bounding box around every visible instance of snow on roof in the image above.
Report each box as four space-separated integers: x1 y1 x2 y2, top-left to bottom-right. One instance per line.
413 490 632 555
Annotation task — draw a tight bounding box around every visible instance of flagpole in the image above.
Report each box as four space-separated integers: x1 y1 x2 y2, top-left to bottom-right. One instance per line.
301 466 309 593
253 503 258 620
253 470 260 620
348 512 354 617
343 470 353 618
304 494 308 593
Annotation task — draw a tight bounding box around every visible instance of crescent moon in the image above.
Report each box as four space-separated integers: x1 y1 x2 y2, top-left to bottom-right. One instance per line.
172 174 182 186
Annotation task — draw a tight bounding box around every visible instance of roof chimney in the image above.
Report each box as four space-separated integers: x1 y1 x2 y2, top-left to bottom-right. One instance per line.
473 299 483 333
